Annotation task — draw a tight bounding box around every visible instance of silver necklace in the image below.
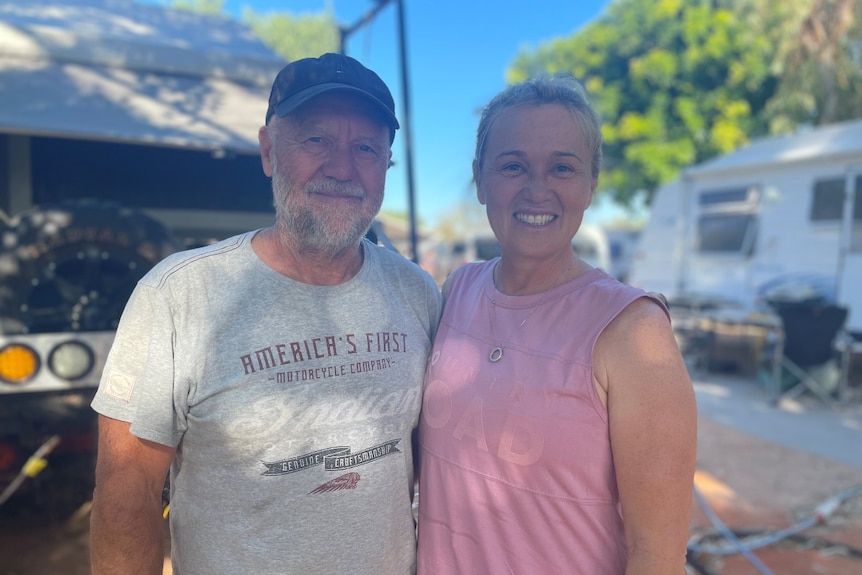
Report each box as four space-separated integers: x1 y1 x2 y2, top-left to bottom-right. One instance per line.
488 303 540 362
487 264 572 363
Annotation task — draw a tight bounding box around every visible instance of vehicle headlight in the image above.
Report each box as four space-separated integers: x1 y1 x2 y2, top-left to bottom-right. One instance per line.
0 344 40 383
48 341 94 381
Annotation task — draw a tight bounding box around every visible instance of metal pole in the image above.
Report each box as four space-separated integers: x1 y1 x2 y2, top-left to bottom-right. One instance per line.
339 0 418 262
395 0 418 262
340 1 392 45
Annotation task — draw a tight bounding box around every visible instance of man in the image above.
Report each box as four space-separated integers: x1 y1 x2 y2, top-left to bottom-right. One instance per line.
90 53 441 575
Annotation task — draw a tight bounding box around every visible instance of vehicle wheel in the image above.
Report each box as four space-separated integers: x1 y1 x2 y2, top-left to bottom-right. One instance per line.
0 212 16 332
0 200 180 334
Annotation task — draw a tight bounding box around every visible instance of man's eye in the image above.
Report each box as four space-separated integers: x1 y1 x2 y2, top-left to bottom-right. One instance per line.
357 143 377 154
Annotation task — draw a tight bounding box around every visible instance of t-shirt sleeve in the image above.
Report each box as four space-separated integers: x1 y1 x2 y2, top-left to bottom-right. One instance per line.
425 274 444 341
91 281 186 447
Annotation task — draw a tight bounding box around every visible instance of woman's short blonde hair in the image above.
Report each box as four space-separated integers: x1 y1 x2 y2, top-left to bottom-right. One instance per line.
474 74 602 180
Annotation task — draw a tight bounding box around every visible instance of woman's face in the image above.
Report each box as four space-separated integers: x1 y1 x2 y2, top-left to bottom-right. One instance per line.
474 103 596 262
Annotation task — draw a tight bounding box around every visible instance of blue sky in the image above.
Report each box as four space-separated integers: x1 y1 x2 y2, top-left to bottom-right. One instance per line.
145 0 619 227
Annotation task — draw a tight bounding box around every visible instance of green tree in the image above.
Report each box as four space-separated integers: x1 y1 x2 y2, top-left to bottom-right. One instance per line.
509 0 861 206
241 8 339 62
433 201 489 242
762 0 862 129
167 0 339 61
510 0 777 206
171 0 225 15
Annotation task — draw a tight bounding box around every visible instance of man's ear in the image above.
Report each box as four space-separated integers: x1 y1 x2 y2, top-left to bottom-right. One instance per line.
259 125 274 177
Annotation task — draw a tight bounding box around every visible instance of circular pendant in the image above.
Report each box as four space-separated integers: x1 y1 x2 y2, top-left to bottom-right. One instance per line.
489 347 504 362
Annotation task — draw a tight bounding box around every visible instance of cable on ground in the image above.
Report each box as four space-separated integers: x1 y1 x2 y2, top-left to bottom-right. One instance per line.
0 435 62 506
688 483 862 574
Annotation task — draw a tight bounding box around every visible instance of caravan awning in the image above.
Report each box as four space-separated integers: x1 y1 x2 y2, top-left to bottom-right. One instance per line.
0 0 286 154
0 54 271 154
690 119 862 178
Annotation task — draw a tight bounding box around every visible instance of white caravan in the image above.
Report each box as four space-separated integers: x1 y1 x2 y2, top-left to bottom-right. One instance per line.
628 119 862 335
426 222 612 286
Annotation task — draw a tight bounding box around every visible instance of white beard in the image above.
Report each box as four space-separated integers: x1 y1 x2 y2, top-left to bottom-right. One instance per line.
271 166 381 255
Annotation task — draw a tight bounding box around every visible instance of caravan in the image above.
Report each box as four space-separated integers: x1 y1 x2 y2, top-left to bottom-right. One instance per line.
628 119 862 335
426 222 611 286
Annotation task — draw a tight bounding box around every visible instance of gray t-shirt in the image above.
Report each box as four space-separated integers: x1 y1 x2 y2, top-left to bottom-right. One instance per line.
92 230 442 575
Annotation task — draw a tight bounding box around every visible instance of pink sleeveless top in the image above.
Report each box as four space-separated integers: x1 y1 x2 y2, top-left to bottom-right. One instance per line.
417 260 662 574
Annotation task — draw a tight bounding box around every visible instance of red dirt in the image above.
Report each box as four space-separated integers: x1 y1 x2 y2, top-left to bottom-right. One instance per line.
1 417 860 575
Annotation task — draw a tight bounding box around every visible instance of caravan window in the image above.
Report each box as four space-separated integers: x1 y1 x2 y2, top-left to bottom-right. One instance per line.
810 178 845 221
698 187 752 206
810 176 862 221
697 213 756 254
696 185 758 255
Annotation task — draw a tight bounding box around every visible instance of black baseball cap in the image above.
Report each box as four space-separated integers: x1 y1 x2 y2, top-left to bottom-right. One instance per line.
266 52 400 141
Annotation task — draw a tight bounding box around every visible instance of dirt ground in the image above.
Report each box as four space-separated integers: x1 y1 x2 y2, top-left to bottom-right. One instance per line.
1 414 861 574
691 418 862 574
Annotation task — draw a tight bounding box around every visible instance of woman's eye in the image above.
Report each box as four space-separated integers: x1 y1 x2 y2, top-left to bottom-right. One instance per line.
553 164 575 175
501 163 523 173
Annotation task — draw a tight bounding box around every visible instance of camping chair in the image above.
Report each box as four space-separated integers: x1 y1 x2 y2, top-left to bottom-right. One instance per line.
768 300 851 409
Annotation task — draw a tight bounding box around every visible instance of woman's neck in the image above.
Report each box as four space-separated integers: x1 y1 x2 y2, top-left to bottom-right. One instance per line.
493 252 586 296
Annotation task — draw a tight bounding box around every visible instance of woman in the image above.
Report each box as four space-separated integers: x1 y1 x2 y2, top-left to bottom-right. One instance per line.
417 75 697 574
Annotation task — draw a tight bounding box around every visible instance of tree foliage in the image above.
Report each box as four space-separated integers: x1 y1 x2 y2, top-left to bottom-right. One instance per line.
241 7 340 62
168 0 339 62
434 201 490 242
509 0 862 206
171 0 225 15
763 0 862 129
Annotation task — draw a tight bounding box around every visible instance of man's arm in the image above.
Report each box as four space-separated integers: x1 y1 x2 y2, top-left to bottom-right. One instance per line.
90 415 176 575
595 298 698 575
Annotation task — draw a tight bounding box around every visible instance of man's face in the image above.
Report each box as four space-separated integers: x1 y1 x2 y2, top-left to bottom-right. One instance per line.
259 91 392 253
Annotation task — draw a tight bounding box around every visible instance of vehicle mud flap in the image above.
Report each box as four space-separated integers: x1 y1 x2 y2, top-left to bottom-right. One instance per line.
0 200 180 334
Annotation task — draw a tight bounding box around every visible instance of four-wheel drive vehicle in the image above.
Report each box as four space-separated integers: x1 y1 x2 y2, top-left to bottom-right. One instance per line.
0 0 280 513
0 0 405 514
0 201 180 393
0 0 284 402
0 200 183 515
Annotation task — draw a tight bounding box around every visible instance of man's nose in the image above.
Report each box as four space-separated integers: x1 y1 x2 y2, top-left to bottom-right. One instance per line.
322 143 355 180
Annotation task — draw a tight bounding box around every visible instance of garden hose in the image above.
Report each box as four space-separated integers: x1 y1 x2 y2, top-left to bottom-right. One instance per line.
688 483 862 574
0 435 61 506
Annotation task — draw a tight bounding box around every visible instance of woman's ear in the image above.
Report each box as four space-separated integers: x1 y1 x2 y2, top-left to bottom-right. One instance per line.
586 177 597 209
474 160 486 205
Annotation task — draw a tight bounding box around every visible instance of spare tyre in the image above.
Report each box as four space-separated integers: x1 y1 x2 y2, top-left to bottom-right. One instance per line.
0 200 180 334
0 210 16 330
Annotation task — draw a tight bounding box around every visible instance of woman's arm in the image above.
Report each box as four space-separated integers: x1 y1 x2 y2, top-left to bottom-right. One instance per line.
594 297 697 575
